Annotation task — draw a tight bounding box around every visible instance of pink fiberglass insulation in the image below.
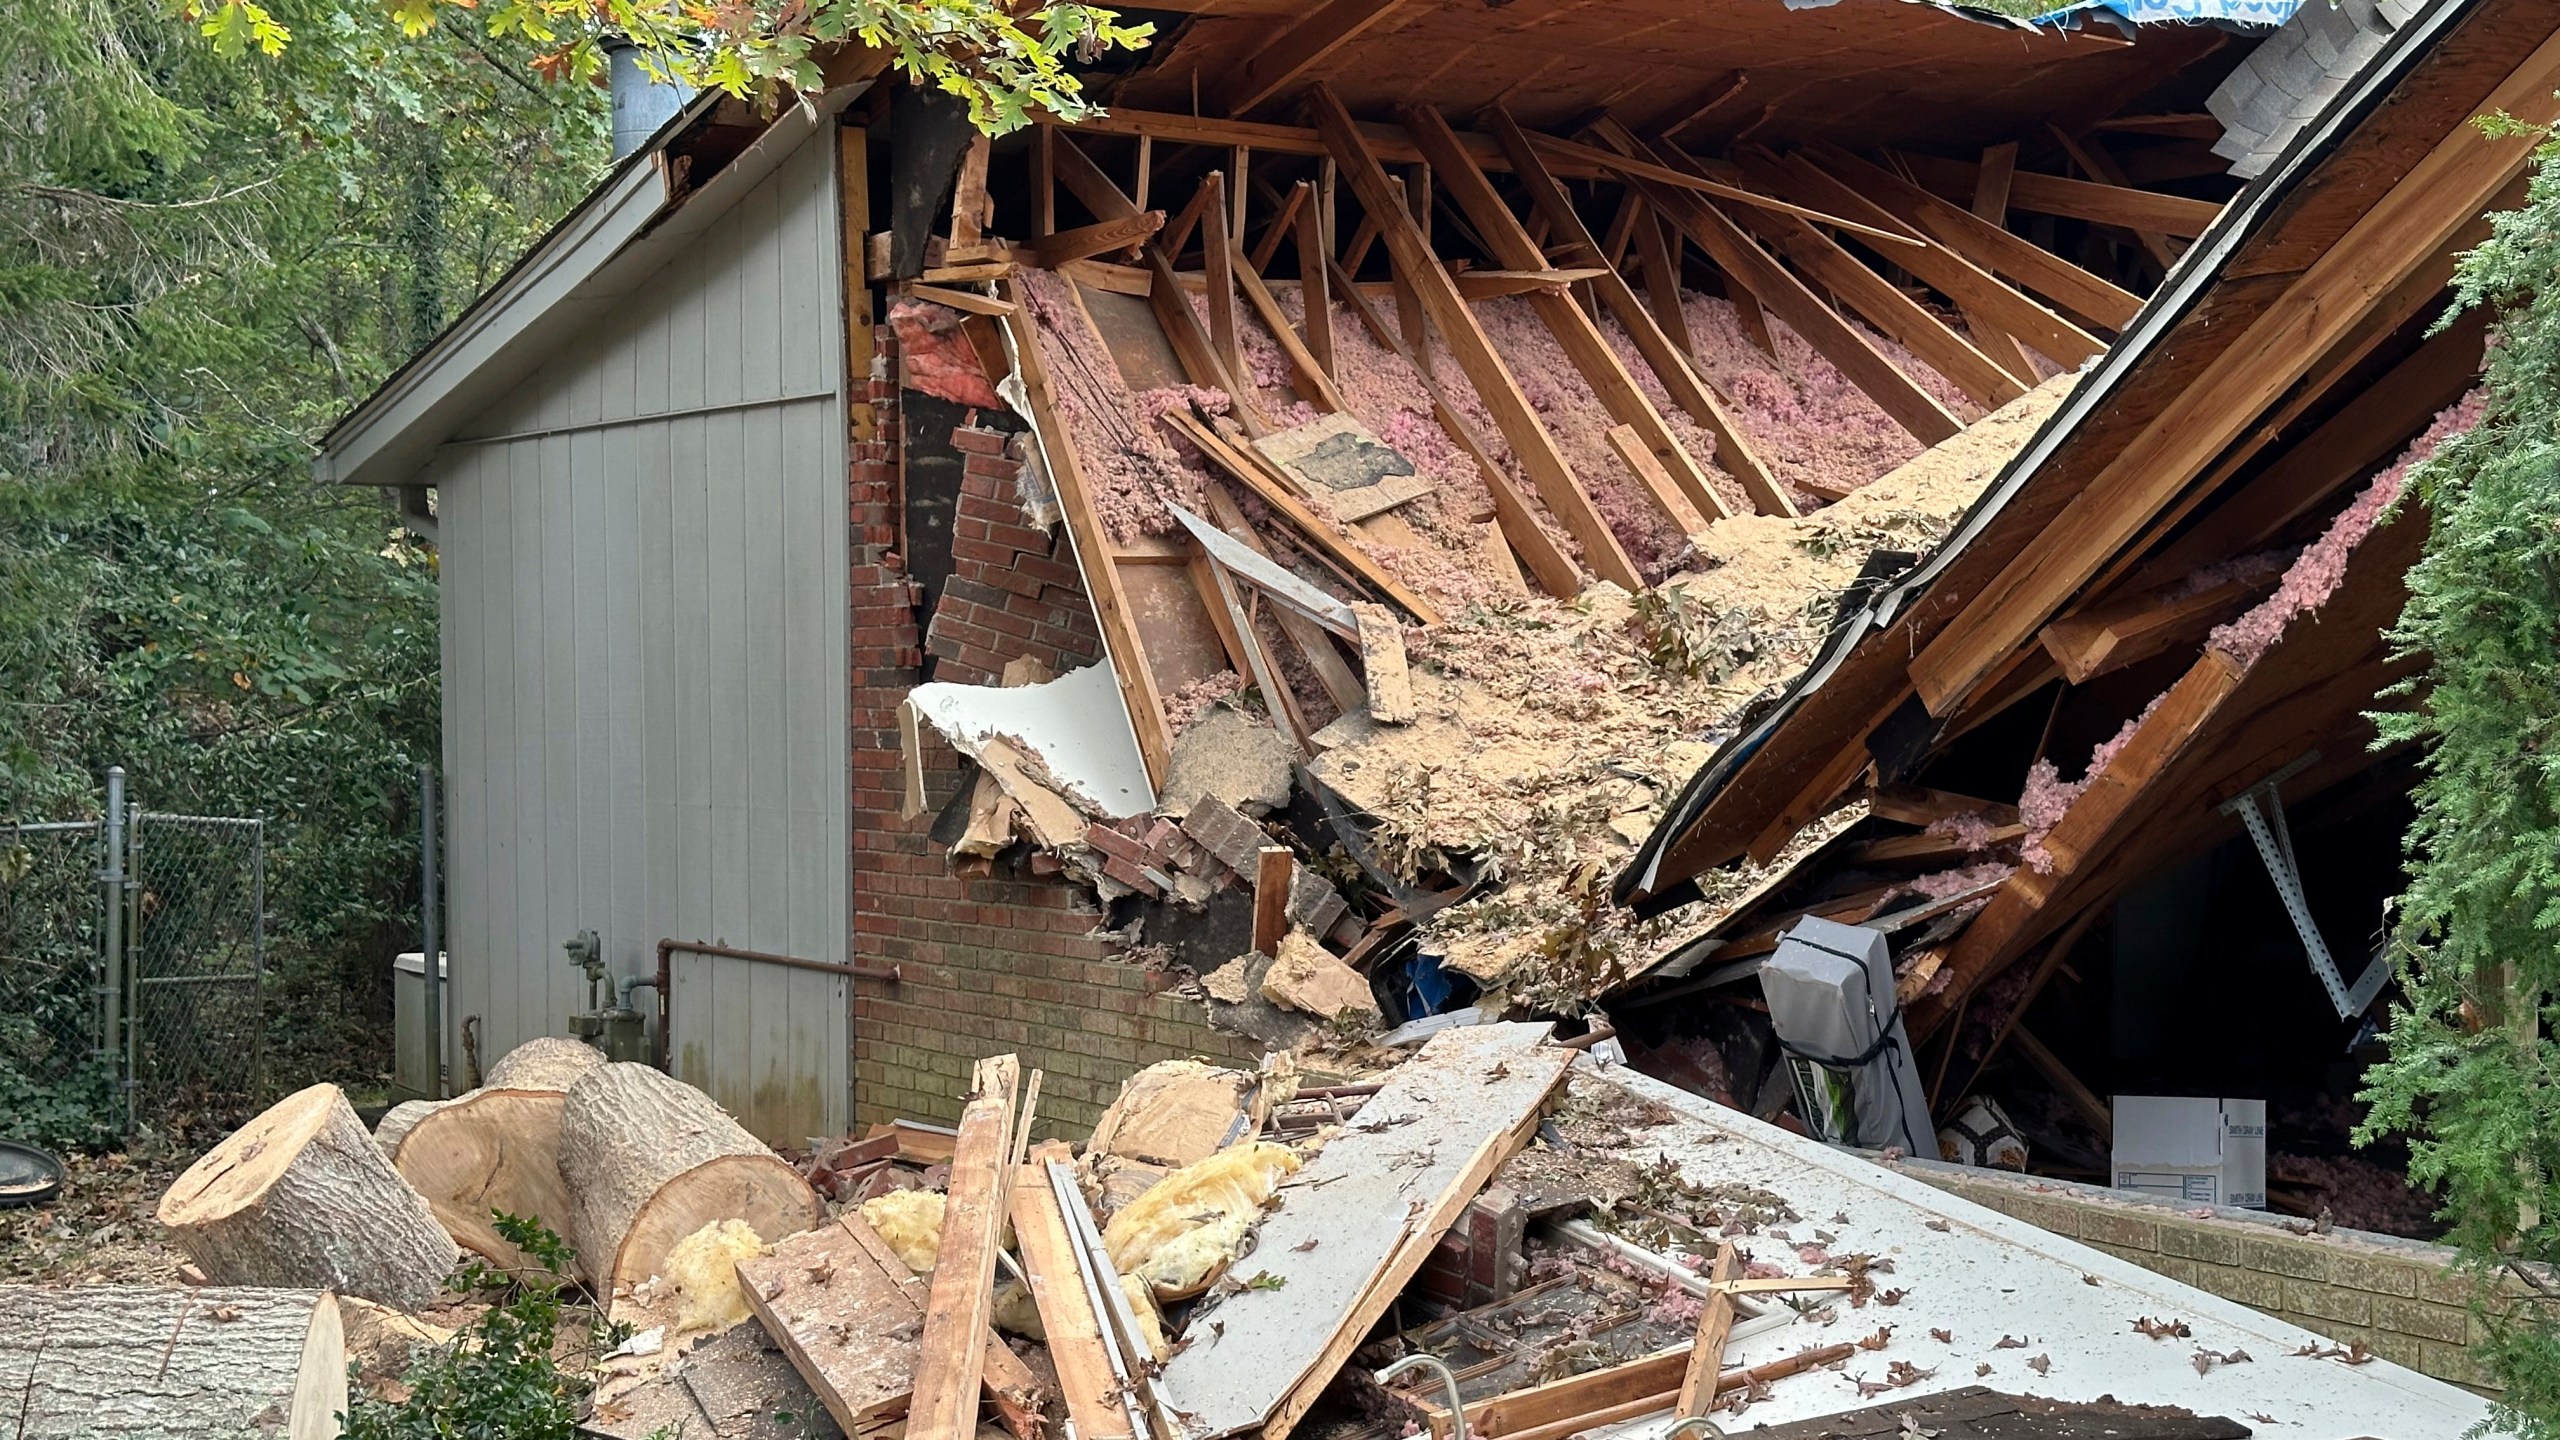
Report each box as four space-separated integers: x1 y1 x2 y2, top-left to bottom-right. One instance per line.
1925 811 2004 853
1020 267 1212 543
1906 860 2015 901
2016 691 2172 874
1163 672 1244 736
2207 389 2485 670
1672 295 1983 508
889 299 1005 409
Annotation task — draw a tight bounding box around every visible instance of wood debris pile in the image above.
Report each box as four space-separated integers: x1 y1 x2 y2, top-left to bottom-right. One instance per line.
877 74 2202 1053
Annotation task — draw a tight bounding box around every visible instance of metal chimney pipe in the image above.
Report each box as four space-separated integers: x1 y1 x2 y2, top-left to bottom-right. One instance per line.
606 37 694 161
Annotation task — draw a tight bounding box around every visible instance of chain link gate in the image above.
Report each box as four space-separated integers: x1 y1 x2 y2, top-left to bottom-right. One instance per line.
0 770 267 1135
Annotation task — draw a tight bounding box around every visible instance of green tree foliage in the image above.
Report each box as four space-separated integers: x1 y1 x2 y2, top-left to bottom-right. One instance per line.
2360 126 2560 1430
0 0 609 1111
190 0 1155 134
344 1213 603 1439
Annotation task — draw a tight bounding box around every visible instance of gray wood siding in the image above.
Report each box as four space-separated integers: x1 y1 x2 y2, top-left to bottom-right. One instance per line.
429 127 849 1142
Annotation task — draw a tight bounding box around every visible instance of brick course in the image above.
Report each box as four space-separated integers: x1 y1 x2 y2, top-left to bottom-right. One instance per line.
1899 1159 2512 1395
849 330 1257 1138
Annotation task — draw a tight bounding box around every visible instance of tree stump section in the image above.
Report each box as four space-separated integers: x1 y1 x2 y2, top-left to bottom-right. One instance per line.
373 1098 443 1160
394 1087 581 1272
0 1284 346 1439
484 1035 607 1091
158 1083 459 1308
559 1062 822 1298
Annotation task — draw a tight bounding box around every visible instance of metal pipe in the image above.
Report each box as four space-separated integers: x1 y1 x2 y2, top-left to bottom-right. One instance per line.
124 797 141 1137
1374 1355 1467 1440
419 765 444 1099
653 937 901 1070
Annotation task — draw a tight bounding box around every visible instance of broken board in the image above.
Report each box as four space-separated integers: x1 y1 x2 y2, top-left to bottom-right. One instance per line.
1152 1023 1572 1439
736 1216 931 1434
582 1321 846 1439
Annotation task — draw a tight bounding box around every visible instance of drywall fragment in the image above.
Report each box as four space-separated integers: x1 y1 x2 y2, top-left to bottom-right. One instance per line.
907 662 1155 819
1158 707 1293 820
1254 413 1418 494
1260 931 1382 1025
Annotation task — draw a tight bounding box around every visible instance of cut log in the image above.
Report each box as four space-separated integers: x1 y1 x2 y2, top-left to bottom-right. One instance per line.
374 1098 442 1159
158 1082 459 1308
0 1284 346 1439
558 1062 823 1298
395 1086 581 1273
484 1035 608 1091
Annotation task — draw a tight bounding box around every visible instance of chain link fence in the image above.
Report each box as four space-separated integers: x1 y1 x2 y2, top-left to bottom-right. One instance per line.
0 774 266 1136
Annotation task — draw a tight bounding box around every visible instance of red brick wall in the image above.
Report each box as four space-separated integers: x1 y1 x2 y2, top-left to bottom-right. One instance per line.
848 330 1259 1137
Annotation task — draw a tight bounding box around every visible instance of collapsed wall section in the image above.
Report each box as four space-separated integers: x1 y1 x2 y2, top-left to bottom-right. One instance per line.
847 327 1259 1135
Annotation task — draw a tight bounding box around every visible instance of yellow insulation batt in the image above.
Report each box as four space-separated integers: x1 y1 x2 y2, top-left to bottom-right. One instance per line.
664 1218 772 1334
862 1189 946 1274
1102 1141 1302 1299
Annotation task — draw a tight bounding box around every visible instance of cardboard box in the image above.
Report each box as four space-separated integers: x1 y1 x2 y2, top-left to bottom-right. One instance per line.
2111 1096 2267 1209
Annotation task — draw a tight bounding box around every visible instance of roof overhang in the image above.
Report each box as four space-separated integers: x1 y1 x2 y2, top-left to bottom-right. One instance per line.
315 79 873 490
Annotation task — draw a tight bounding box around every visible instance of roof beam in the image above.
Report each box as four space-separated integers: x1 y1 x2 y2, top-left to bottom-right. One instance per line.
1588 117 1961 446
1487 107 1793 516
1890 148 2222 239
1311 85 1645 591
1227 0 1422 115
1401 103 1728 529
1906 30 2560 716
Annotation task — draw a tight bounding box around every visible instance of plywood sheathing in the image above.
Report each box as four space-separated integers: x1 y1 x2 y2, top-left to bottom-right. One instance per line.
1309 375 2076 1005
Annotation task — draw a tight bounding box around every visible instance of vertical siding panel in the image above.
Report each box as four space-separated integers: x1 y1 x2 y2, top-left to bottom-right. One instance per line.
506 439 548 1066
738 165 785 403
539 435 581 1048
608 424 649 1008
780 401 830 1129
570 428 615 985
703 405 752 1118
740 407 791 1139
703 206 744 410
669 241 708 414
777 137 826 398
637 420 677 1060
669 411 714 1089
599 304 639 425
436 455 487 1077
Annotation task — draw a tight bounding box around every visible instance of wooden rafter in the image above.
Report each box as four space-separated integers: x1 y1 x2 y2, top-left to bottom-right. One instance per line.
1587 118 1961 445
1959 142 2042 383
1297 183 1336 375
1227 0 1423 115
1630 205 1695 358
1250 180 1309 272
1752 148 2101 369
1401 103 1728 529
1232 234 1349 413
1310 86 1647 591
2047 123 2180 268
1890 148 2222 239
1670 138 2021 409
1486 107 1793 517
1907 35 2560 716
1803 143 2142 332
1200 172 1246 390
1326 253 1584 599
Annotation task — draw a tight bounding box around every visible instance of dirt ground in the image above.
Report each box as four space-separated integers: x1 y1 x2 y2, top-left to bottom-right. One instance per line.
0 1141 192 1286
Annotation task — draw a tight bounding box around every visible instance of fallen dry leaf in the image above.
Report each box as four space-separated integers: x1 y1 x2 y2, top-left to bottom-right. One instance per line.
1858 1326 1893 1351
2131 1315 2191 1340
1994 1334 2027 1349
2027 1353 2051 1375
1928 1327 1952 1344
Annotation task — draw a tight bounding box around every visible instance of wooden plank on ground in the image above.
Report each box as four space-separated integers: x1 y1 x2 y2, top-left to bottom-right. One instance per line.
1486 107 1790 518
908 1054 1021 1440
1401 103 1726 531
1310 86 1645 592
1008 1139 1134 1440
1676 1241 1739 1417
737 1216 929 1434
1589 119 1960 445
1154 1024 1573 1440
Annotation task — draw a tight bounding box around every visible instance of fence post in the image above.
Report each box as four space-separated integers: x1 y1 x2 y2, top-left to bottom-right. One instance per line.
97 767 124 1075
124 796 141 1137
419 765 444 1100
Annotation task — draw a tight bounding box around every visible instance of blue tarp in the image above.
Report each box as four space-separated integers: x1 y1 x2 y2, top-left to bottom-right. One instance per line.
2034 0 2301 23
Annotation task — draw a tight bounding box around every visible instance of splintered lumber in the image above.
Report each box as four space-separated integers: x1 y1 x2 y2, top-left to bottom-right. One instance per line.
1009 1140 1136 1440
0 1286 346 1440
1253 848 1295 956
736 1215 935 1433
2038 575 2267 683
1310 86 1643 594
395 1087 580 1271
1325 255 1583 597
1197 481 1370 716
1401 104 1725 532
1588 118 1960 446
1352 603 1416 723
1909 33 2560 716
558 1062 822 1297
157 1082 458 1308
908 1053 1022 1440
582 1319 842 1440
1032 211 1166 268
1154 1023 1574 1440
1483 108 1788 519
1675 1241 1739 1416
1413 1340 1861 1440
482 1034 608 1091
1605 424 1708 535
